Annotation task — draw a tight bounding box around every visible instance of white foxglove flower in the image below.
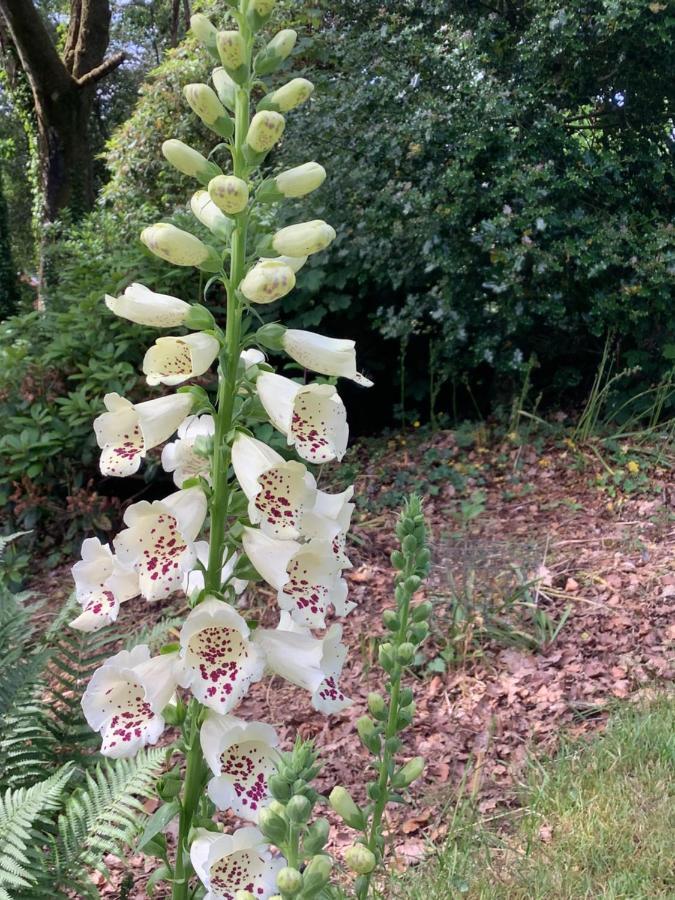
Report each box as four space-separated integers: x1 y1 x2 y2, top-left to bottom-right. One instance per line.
190 827 284 900
178 598 264 714
253 613 351 713
70 537 139 632
184 83 227 126
161 140 221 182
242 528 349 628
303 485 355 568
161 414 215 487
276 162 325 198
208 175 249 215
267 29 296 60
183 540 247 598
82 645 181 757
240 260 295 304
141 223 217 268
104 283 191 328
231 433 316 540
191 191 232 239
282 329 373 386
272 220 335 257
94 392 194 477
240 348 265 370
217 30 245 70
212 67 236 110
256 372 348 463
262 77 313 113
143 332 220 386
190 14 217 51
201 713 279 820
114 488 207 602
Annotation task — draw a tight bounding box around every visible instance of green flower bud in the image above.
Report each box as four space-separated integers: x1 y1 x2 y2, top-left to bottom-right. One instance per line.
268 799 286 817
399 686 414 706
303 817 330 854
190 190 232 240
390 549 405 569
259 77 314 112
344 844 377 875
367 692 386 719
397 642 415 664
272 220 335 257
161 139 220 183
405 575 422 593
403 534 418 554
212 67 236 110
328 786 364 829
258 806 288 844
382 609 399 630
217 30 246 70
378 642 396 672
256 322 287 350
190 14 217 51
392 756 425 788
268 774 292 801
276 867 303 895
275 162 326 198
208 175 249 215
301 854 332 893
184 303 216 331
247 111 285 153
412 601 433 622
409 621 429 644
267 29 297 60
141 223 219 270
286 794 312 824
240 260 295 304
357 715 381 753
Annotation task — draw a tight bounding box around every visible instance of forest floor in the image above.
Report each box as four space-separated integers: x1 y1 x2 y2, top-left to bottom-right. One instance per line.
36 425 675 897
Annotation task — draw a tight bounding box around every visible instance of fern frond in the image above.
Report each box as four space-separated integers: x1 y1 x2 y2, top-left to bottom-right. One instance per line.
127 614 183 652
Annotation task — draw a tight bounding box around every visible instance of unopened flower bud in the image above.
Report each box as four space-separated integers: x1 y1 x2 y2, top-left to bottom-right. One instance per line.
272 220 335 257
410 621 429 644
161 139 220 183
399 686 414 706
276 162 326 198
303 817 330 854
268 799 286 817
260 77 314 112
258 806 288 843
184 83 226 125
378 642 396 671
208 175 249 215
382 609 399 630
344 844 377 875
247 111 285 153
329 786 364 829
412 601 433 622
260 254 307 273
190 14 217 51
190 191 232 239
286 794 312 824
356 715 380 753
367 691 387 719
217 30 246 71
256 322 287 350
301 855 332 893
268 774 292 801
397 642 415 664
141 223 218 270
276 867 303 895
212 67 236 110
393 756 425 788
240 260 295 304
184 303 216 331
268 29 297 60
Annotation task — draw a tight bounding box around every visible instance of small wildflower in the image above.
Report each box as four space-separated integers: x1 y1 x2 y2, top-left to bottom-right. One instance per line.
626 460 640 475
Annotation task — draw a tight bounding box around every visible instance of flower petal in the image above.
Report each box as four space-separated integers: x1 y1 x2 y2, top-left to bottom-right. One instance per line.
143 332 220 386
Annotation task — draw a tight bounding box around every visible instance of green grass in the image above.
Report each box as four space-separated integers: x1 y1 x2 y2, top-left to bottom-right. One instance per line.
389 697 675 899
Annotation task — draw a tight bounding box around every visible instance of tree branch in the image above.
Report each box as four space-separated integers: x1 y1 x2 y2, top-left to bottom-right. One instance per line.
0 0 69 94
75 50 125 87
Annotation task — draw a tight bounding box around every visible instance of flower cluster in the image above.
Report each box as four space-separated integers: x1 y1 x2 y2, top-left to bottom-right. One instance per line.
73 3 371 898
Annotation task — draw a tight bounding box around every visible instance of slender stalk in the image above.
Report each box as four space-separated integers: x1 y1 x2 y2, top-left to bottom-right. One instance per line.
171 702 206 900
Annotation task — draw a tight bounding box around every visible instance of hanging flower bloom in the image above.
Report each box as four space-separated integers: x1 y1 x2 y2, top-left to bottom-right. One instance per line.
161 139 221 182
253 613 351 713
272 220 335 257
183 540 248 598
303 485 355 567
231 433 316 540
70 537 139 632
201 713 279 821
104 283 191 328
208 175 249 215
82 645 182 757
178 597 264 714
256 372 348 463
246 111 285 153
276 162 325 198
240 260 295 304
141 222 220 270
93 392 193 477
281 328 373 386
161 414 215 487
191 191 233 240
260 78 314 113
242 528 350 628
114 488 207 602
143 332 220 386
190 827 284 900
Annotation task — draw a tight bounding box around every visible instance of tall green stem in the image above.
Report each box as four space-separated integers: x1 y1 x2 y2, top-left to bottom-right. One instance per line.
172 6 252 897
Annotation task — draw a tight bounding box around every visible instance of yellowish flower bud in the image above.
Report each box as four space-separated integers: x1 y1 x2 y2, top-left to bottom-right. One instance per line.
264 77 314 112
328 786 364 829
344 845 377 875
208 175 249 215
392 756 425 788
190 191 232 239
212 67 236 110
276 867 303 894
240 260 295 304
276 162 326 198
141 223 216 269
272 219 336 256
161 139 220 182
268 29 297 60
246 111 285 153
217 30 245 70
190 13 217 50
183 84 226 125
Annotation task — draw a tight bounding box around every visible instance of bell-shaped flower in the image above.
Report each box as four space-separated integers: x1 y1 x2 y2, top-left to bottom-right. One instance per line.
272 220 335 257
253 613 351 713
217 30 245 70
260 77 314 113
114 487 207 602
240 260 295 304
201 713 279 821
303 485 355 568
161 139 221 183
70 537 139 632
190 827 284 900
104 283 191 328
246 111 285 153
183 540 248 599
231 433 316 540
191 191 232 240
94 391 193 477
276 162 325 198
143 332 220 386
82 645 182 757
141 223 220 270
242 528 350 629
281 328 373 386
208 175 249 215
161 414 214 487
178 597 264 714
256 372 348 463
